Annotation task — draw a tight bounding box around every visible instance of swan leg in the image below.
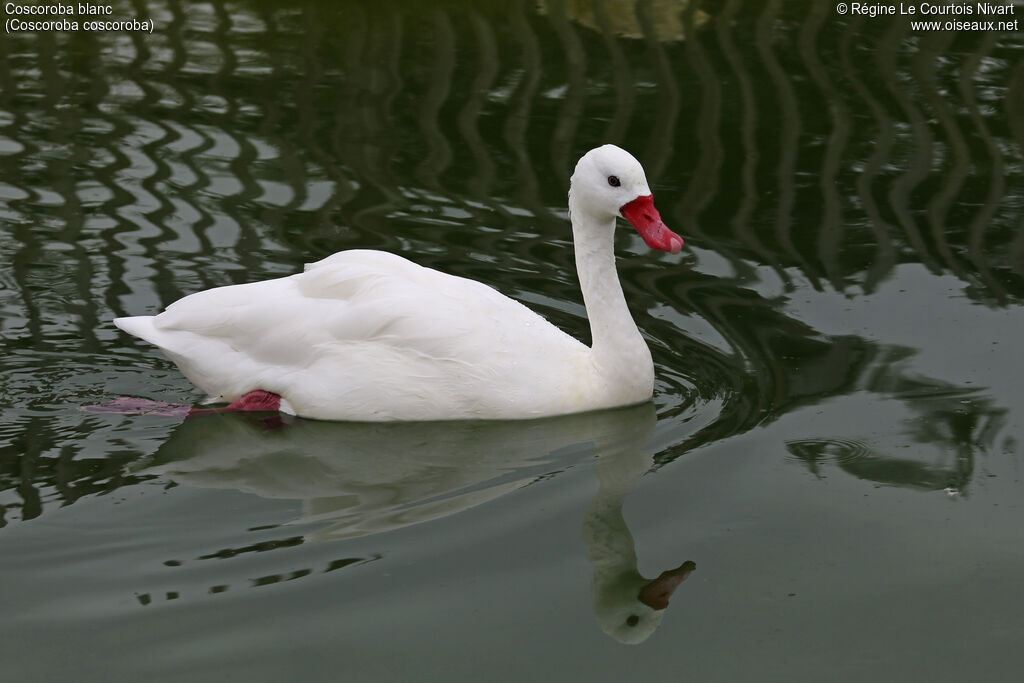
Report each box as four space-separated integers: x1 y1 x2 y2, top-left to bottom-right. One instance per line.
81 397 192 416
83 391 282 419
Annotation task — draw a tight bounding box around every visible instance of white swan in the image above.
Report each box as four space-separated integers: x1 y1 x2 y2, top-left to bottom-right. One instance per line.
114 145 684 421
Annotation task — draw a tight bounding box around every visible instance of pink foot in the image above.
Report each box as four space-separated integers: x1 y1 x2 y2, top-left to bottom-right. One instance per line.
224 390 281 412
189 390 283 416
83 391 282 417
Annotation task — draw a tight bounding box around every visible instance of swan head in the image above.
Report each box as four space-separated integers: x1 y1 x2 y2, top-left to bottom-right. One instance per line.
570 145 684 254
592 561 697 645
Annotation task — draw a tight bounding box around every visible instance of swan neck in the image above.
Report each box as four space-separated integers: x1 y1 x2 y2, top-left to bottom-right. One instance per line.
569 197 646 363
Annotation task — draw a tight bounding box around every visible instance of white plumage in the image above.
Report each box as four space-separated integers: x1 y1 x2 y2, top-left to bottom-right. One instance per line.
115 145 683 421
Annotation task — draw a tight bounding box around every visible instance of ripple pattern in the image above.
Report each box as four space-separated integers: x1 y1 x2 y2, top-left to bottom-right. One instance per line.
1 0 1022 519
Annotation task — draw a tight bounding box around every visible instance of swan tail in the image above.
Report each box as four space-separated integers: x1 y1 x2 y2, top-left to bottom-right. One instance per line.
114 315 162 346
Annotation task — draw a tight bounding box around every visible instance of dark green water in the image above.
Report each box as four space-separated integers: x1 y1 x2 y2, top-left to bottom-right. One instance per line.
2 1 1023 680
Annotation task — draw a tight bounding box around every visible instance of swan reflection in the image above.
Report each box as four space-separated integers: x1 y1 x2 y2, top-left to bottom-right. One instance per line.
142 408 639 541
585 432 695 644
141 401 693 642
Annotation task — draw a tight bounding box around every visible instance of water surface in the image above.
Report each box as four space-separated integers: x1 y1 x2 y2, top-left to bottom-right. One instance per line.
2 1 1023 680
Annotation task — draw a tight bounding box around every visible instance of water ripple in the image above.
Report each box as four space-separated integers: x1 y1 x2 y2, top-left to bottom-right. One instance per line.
1 0 1022 524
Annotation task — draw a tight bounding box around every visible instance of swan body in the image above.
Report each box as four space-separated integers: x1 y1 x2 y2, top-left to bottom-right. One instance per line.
115 145 683 421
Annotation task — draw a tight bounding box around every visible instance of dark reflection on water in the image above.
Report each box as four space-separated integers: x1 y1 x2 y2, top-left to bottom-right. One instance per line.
788 374 1006 493
134 551 383 608
1 0 1024 676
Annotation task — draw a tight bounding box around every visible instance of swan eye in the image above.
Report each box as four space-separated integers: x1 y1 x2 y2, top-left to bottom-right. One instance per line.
607 175 620 187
